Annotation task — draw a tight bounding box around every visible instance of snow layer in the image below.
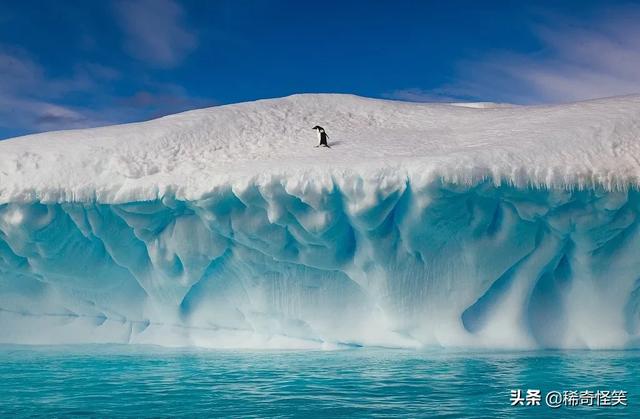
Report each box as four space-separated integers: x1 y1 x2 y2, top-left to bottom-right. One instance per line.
1 94 640 349
2 93 640 204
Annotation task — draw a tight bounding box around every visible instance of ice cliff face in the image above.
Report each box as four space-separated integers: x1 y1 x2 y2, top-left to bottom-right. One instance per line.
1 94 640 349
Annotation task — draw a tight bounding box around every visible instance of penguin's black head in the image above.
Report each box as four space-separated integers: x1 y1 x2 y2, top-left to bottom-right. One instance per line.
312 125 324 131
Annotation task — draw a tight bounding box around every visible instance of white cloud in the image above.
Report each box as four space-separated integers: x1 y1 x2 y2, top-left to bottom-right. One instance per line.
114 0 197 68
0 47 119 135
396 6 640 104
515 14 640 102
382 88 461 103
0 95 108 135
0 50 43 92
0 46 213 138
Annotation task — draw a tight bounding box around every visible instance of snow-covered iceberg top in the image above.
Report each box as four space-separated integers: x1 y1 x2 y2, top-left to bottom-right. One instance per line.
2 94 640 204
2 94 640 349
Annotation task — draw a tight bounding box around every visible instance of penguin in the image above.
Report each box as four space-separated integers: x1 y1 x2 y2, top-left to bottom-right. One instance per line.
312 125 330 148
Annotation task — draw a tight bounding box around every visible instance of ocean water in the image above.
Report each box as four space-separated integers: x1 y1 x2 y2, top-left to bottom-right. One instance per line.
0 345 638 418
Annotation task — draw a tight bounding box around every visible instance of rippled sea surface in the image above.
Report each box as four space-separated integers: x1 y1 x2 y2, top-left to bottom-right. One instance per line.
0 345 638 418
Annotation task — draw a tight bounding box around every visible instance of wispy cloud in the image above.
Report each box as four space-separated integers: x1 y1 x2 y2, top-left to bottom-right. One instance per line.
0 45 213 138
0 96 109 136
392 5 640 104
513 9 640 103
32 103 95 129
0 49 43 91
0 47 115 135
115 83 216 119
382 88 462 103
114 0 197 68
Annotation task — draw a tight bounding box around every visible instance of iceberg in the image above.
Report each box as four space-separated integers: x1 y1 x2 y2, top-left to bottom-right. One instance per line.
1 94 640 349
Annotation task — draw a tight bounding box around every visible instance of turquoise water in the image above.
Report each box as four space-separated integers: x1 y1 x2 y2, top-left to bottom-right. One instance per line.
0 346 638 418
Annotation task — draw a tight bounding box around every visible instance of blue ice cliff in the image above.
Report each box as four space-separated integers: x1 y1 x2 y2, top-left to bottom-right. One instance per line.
1 94 640 349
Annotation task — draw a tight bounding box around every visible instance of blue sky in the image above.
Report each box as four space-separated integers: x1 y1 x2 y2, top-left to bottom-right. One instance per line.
1 0 639 139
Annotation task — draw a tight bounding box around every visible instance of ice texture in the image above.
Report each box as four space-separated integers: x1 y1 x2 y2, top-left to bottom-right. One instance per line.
1 94 640 349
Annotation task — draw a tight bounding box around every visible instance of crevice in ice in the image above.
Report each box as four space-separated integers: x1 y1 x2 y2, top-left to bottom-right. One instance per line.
624 279 640 335
527 246 573 347
461 246 536 334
